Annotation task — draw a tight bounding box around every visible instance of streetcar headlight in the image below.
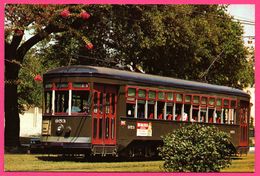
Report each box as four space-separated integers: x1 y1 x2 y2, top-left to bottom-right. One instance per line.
56 124 64 136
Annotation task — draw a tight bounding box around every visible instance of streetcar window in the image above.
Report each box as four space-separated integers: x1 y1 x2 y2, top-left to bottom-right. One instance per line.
200 109 207 123
215 110 222 123
216 98 222 107
111 118 115 139
185 95 191 103
148 91 156 99
229 109 236 124
93 118 97 138
233 109 237 124
209 98 215 106
193 96 199 104
106 94 110 114
231 100 237 108
138 89 146 99
224 99 229 107
183 104 191 121
175 103 182 121
148 101 155 119
201 97 207 106
99 118 103 139
158 92 165 100
176 94 183 102
105 117 109 138
128 88 136 97
56 83 68 88
157 101 165 120
223 109 229 124
71 90 90 113
166 103 173 120
94 92 98 113
192 107 199 122
72 82 89 88
208 109 214 123
126 103 135 118
111 94 115 114
99 93 103 114
167 92 174 101
44 91 52 113
44 83 52 89
55 91 69 113
127 88 136 102
137 100 145 118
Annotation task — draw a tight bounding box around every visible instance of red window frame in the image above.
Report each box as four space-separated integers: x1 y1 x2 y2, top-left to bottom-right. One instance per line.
223 98 230 108
44 82 54 91
137 88 147 100
71 89 91 116
157 90 166 101
200 96 208 107
192 94 200 105
216 98 222 108
126 86 137 103
53 89 69 115
184 94 192 104
231 99 238 109
148 89 157 101
175 92 184 103
165 91 174 102
54 82 70 91
43 86 53 115
71 82 90 91
208 96 216 107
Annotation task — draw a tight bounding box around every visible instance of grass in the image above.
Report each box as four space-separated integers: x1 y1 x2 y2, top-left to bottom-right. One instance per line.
4 153 254 172
222 153 255 172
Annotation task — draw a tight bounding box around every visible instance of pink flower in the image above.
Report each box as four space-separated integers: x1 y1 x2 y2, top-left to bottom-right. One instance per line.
60 9 70 18
85 43 93 49
80 11 90 20
34 74 43 82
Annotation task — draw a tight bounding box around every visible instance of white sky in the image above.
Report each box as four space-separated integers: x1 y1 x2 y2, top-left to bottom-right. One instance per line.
227 4 255 37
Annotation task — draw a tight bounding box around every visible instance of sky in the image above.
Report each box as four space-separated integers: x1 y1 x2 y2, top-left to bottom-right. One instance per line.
227 4 255 37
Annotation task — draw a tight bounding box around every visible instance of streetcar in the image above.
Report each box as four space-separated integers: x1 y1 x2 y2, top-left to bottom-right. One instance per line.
34 65 250 157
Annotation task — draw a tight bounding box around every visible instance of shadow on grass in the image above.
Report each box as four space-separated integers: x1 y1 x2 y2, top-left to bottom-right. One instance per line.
5 146 29 154
36 155 161 163
231 156 245 160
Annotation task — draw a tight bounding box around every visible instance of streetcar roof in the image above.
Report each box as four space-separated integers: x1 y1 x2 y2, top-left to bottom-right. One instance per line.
44 65 250 98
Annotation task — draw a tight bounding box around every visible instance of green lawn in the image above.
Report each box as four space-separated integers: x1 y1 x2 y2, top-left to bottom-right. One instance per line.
222 153 255 172
4 153 254 172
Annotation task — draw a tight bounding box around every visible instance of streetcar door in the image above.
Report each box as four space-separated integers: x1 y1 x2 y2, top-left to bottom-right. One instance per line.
92 84 117 145
239 101 249 147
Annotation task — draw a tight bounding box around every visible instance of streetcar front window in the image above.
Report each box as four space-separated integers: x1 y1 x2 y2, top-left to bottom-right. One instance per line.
44 91 52 114
55 90 69 113
71 90 90 113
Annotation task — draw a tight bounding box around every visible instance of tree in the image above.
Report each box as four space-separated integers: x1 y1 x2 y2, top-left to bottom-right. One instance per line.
5 4 254 148
158 124 235 172
5 4 92 148
45 5 254 88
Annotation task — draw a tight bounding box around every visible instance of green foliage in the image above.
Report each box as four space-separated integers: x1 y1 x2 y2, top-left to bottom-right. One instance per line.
44 5 254 89
158 124 234 172
18 44 60 113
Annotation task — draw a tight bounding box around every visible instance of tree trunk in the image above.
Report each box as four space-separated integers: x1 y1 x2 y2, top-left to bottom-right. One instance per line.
4 55 21 148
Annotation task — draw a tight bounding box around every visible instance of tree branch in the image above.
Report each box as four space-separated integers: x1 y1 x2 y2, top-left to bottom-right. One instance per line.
16 24 65 61
10 34 23 53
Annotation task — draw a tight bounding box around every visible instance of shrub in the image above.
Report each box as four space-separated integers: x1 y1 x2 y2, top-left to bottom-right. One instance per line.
158 124 234 172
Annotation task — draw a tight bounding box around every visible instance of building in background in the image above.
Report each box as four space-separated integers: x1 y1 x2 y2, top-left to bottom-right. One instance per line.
19 107 42 137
